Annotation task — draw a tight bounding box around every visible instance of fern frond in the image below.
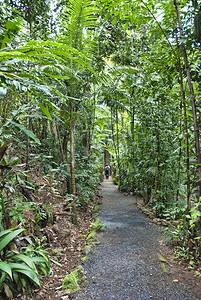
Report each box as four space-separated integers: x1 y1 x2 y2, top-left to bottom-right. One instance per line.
61 0 98 50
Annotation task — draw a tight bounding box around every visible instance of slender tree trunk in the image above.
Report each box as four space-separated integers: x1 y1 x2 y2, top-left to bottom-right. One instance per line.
178 77 191 210
130 89 135 192
130 110 135 145
183 100 191 211
116 108 120 166
111 108 119 179
56 124 65 163
156 100 160 192
65 80 76 195
88 86 96 156
176 81 183 204
26 116 30 167
26 24 32 168
115 108 122 185
174 0 201 197
176 37 191 211
70 101 75 195
63 134 68 161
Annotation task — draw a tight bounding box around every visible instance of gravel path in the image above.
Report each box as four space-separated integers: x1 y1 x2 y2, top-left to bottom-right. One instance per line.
74 178 201 300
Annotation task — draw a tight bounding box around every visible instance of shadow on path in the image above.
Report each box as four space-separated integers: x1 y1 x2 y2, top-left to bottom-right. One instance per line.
74 179 201 300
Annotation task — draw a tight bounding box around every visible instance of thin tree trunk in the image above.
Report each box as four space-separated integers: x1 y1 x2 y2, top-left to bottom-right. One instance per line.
130 89 135 192
26 116 30 167
70 101 75 195
156 100 160 192
56 124 65 163
111 108 119 178
63 134 68 161
116 108 120 166
176 95 182 204
183 100 191 211
26 24 32 168
175 34 191 211
88 86 96 156
174 0 201 197
115 108 122 185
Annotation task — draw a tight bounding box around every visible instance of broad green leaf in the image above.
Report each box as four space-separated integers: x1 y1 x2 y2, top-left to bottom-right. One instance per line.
0 229 12 239
9 263 40 286
11 122 41 145
0 262 12 279
0 229 25 252
43 100 59 112
12 255 37 273
37 103 52 120
31 257 48 263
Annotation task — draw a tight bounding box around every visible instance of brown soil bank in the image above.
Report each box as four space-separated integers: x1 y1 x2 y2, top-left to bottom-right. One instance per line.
74 178 201 300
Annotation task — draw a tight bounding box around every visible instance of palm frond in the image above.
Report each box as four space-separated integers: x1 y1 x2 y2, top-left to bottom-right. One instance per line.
61 0 98 50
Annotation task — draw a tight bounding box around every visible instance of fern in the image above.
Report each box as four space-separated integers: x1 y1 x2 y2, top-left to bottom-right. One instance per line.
61 0 98 51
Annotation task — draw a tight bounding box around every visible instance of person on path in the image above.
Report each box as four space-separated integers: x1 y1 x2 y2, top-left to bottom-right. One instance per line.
105 164 110 179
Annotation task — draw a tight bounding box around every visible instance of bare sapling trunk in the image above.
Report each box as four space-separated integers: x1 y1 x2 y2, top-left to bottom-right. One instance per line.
56 124 65 163
70 102 76 195
26 116 30 167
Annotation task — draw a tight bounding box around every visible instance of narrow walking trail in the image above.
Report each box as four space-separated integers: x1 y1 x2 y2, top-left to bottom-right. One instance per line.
74 178 201 300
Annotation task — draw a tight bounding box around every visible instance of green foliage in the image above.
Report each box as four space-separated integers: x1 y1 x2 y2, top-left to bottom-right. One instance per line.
74 150 103 207
163 206 186 221
92 205 101 214
187 200 201 229
0 2 23 49
0 141 53 297
7 0 54 39
33 203 53 227
61 0 98 50
169 201 201 266
2 120 41 145
174 246 193 261
0 228 51 298
0 228 24 252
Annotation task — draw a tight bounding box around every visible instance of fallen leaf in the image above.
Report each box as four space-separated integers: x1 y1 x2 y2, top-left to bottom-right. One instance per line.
161 262 168 273
157 253 170 265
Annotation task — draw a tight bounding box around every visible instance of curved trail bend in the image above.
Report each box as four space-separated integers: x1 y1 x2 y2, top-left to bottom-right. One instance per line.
75 178 201 300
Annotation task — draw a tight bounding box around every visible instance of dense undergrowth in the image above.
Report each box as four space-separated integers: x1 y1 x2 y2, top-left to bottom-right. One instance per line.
0 142 102 299
136 196 201 276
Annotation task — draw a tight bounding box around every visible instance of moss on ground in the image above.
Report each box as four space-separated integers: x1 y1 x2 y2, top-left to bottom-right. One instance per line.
86 229 96 243
81 256 88 261
91 218 107 231
62 266 87 293
85 218 107 247
83 245 92 254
